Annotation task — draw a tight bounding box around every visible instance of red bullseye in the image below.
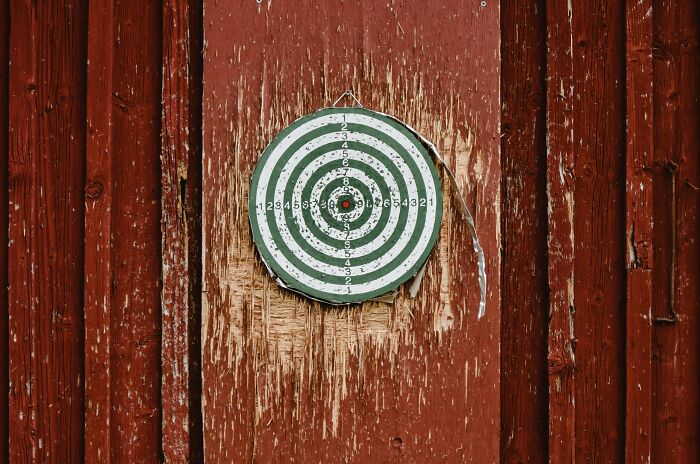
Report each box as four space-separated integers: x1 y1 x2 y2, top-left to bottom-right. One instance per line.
342 200 351 209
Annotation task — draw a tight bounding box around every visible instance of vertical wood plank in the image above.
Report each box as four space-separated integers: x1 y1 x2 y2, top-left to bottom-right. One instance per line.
202 1 500 461
545 0 576 461
570 2 627 461
84 0 163 461
0 0 8 462
500 0 549 462
84 1 115 461
161 0 203 461
7 0 87 461
109 0 163 458
624 0 654 462
652 0 700 461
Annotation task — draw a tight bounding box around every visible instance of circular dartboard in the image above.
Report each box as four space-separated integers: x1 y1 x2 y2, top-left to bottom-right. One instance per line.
248 107 442 304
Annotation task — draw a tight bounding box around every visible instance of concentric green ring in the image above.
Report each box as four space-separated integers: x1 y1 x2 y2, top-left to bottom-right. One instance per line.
248 107 443 304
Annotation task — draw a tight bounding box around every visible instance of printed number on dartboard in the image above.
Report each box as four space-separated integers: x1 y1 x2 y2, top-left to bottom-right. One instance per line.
257 197 433 211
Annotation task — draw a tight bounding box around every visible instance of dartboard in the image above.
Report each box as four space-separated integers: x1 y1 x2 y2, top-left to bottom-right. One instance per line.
248 107 443 304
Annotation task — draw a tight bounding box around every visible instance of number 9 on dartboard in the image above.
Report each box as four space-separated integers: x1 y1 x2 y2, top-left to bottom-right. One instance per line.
248 106 443 304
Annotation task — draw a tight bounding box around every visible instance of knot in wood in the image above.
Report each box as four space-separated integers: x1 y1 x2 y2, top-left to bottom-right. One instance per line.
548 354 568 374
86 181 104 199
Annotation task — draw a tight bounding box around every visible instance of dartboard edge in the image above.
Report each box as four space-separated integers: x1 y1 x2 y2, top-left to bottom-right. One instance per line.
248 106 443 304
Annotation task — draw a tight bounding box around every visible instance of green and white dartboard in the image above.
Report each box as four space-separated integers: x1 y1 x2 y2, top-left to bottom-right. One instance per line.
248 107 443 304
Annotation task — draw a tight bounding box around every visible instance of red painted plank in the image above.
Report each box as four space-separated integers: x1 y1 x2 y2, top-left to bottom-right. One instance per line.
651 1 700 461
107 0 163 458
84 1 115 461
7 0 87 461
500 0 549 462
545 0 576 461
202 1 500 461
161 0 203 461
84 1 163 461
570 2 627 462
624 1 654 462
0 1 8 462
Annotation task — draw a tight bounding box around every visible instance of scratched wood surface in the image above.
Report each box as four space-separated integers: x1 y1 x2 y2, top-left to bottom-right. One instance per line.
547 1 630 462
500 0 549 462
651 1 699 461
161 0 204 461
0 1 697 462
201 0 501 461
625 0 655 462
7 1 87 461
0 1 8 462
83 0 163 462
545 0 577 461
571 2 628 462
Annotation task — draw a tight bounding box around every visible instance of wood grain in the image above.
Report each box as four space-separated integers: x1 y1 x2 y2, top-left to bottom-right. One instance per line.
201 0 501 461
84 0 163 461
7 0 87 461
570 2 627 461
545 0 576 461
625 0 655 462
500 0 549 462
0 1 8 462
0 2 696 461
161 0 203 461
84 1 115 460
652 1 700 461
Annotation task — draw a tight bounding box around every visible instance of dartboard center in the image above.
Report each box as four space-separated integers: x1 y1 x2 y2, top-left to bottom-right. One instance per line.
337 196 355 211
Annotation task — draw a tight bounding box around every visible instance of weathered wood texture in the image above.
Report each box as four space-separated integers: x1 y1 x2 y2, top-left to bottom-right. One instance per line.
500 0 549 462
651 0 700 462
7 1 87 462
161 0 203 461
0 1 8 462
202 0 501 461
572 2 628 462
545 0 577 461
83 2 115 460
0 1 697 462
625 0 655 462
84 0 164 462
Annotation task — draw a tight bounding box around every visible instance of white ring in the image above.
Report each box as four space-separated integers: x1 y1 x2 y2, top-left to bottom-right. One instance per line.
255 113 438 293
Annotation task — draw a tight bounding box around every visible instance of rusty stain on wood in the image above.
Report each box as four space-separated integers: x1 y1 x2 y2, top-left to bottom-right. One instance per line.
202 1 501 461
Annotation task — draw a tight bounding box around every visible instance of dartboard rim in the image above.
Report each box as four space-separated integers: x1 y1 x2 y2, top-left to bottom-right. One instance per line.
248 106 443 304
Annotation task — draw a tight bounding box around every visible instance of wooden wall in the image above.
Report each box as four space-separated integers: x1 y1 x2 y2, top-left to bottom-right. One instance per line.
0 0 697 462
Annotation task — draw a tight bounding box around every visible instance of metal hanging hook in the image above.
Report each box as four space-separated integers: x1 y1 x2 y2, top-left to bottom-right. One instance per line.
332 90 364 108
